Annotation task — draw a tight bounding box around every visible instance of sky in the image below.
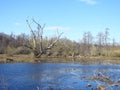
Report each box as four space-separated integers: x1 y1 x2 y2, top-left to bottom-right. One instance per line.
0 0 120 42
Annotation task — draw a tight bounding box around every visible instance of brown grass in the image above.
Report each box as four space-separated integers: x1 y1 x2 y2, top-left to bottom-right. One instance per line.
0 54 120 64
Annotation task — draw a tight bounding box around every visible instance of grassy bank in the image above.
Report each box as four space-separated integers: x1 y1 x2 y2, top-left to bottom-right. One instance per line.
0 54 120 64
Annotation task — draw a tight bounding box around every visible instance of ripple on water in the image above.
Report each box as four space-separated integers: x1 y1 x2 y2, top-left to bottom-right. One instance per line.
0 63 120 90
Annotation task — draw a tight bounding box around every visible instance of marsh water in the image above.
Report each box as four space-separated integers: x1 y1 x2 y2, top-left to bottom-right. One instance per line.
0 63 120 90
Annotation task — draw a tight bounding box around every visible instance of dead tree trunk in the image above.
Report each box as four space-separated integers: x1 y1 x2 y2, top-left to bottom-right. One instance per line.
26 19 62 58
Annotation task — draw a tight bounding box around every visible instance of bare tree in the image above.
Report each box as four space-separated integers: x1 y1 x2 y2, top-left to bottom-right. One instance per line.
25 19 62 58
104 28 110 56
104 28 109 46
112 38 116 48
81 32 93 56
97 32 104 55
81 32 88 56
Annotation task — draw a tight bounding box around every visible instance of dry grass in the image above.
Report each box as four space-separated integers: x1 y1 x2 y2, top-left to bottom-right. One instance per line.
0 54 120 64
0 54 35 63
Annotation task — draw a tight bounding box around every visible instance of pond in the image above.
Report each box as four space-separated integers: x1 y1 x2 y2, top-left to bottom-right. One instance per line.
0 63 120 90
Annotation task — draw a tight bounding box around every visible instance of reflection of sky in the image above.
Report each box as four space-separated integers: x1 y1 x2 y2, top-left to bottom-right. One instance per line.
0 63 120 90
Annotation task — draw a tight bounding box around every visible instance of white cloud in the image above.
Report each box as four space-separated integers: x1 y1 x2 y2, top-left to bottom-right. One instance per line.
80 0 97 5
14 22 21 26
45 26 71 31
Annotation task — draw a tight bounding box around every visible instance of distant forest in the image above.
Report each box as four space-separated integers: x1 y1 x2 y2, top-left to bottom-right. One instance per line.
0 28 120 58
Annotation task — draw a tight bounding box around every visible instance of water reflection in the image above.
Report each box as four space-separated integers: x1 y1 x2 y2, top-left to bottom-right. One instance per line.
0 63 120 90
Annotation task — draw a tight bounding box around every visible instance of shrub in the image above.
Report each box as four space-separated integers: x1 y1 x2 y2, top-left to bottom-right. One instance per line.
111 50 120 57
13 47 31 55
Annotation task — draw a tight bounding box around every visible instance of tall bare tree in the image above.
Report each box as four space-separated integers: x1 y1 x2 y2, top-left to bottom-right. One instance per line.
112 38 116 48
81 31 93 56
25 19 62 58
104 28 110 56
97 32 104 55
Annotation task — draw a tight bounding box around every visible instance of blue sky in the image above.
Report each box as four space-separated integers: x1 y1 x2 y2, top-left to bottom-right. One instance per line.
0 0 120 42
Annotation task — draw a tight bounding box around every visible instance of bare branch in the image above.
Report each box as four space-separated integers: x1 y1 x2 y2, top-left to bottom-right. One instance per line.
26 19 37 48
47 32 63 49
32 18 42 29
36 32 63 58
26 20 36 40
26 18 63 58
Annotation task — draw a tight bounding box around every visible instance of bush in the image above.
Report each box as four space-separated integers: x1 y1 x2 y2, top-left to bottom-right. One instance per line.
111 50 120 57
13 47 31 55
5 46 16 56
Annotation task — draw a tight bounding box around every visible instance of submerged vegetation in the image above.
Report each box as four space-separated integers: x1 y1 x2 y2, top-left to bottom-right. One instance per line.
0 20 120 63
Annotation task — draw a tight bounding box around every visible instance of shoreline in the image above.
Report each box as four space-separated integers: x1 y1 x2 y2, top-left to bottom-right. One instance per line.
0 54 120 64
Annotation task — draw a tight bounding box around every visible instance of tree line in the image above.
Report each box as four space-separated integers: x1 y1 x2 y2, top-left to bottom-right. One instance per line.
0 20 120 58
